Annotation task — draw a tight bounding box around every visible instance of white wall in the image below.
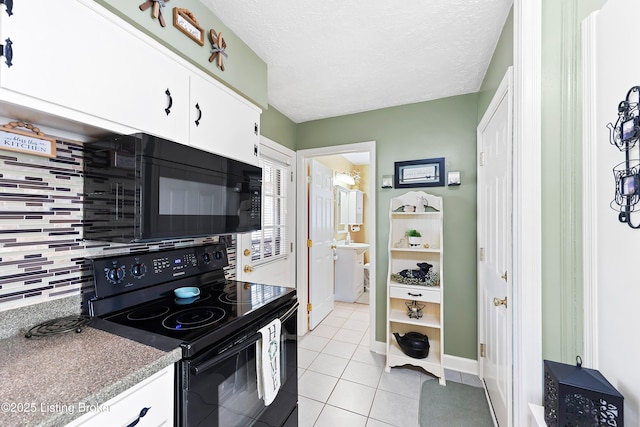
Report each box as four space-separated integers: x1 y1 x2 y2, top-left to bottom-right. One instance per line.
590 0 640 423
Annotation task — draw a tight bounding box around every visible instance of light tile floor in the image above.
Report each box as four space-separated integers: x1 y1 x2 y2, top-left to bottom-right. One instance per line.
297 301 484 427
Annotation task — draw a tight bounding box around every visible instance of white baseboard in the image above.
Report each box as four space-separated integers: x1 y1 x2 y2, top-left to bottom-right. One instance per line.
443 354 479 375
370 343 479 376
372 340 386 355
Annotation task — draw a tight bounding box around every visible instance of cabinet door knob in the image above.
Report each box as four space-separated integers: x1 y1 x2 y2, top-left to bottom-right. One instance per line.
243 249 251 256
1 0 13 17
164 88 173 115
244 265 254 273
126 407 150 427
194 103 202 126
1 38 13 68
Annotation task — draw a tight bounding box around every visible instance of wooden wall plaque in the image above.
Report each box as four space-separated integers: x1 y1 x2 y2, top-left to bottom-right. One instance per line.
173 8 204 46
0 122 56 158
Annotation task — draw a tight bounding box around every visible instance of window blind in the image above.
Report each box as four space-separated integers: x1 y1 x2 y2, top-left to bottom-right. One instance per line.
250 147 291 264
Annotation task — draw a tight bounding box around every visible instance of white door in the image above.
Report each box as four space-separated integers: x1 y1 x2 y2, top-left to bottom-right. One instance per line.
238 138 295 287
478 68 513 426
308 159 335 329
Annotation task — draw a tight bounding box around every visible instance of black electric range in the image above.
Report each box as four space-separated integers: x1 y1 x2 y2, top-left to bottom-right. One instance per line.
85 243 299 426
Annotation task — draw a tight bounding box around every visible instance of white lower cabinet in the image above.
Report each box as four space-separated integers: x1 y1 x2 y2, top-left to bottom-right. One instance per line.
65 365 174 427
335 249 365 302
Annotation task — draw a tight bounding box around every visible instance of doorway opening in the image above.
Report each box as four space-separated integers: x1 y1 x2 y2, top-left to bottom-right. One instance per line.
296 141 378 350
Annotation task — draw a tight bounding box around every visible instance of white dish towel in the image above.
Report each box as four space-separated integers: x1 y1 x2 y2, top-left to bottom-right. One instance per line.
256 318 282 406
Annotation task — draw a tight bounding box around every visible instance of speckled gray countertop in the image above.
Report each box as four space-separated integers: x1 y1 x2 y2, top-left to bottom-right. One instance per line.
0 326 181 427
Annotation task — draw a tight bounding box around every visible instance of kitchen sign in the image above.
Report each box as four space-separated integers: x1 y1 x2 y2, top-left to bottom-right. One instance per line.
0 122 56 158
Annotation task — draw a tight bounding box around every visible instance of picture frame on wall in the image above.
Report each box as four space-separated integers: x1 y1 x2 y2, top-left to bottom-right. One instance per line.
173 8 205 46
394 157 445 188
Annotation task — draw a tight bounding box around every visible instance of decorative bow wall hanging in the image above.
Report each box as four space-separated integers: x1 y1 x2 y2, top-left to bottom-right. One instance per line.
139 0 168 27
209 29 228 71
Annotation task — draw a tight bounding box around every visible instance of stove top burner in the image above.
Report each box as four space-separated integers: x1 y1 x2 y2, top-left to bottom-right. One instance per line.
218 292 251 305
127 306 171 321
162 307 226 331
25 315 91 338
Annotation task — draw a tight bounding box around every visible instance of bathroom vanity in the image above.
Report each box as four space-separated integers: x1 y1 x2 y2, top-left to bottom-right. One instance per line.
335 243 369 302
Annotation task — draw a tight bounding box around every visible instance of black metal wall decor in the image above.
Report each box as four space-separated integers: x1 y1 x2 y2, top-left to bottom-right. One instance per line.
544 357 624 427
607 86 640 228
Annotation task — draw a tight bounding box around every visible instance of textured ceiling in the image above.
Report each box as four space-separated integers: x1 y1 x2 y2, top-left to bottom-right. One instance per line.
201 0 512 123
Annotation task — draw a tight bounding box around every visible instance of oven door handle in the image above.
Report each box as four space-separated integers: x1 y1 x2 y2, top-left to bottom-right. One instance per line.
280 301 299 323
192 332 262 375
191 301 299 376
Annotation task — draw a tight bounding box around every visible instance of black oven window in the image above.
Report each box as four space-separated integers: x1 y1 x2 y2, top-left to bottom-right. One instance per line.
186 333 291 426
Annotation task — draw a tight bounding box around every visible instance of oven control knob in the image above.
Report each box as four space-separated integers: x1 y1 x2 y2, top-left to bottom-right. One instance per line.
131 263 147 278
214 250 223 260
106 266 125 284
202 252 211 264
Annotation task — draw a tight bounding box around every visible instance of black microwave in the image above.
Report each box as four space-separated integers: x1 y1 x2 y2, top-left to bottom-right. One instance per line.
83 133 262 243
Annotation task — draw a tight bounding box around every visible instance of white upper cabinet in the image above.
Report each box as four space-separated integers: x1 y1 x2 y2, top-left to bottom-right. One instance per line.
189 74 261 165
348 190 364 224
0 0 190 142
0 0 262 164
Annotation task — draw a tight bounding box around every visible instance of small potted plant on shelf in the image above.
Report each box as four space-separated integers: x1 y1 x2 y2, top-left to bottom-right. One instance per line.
405 229 422 247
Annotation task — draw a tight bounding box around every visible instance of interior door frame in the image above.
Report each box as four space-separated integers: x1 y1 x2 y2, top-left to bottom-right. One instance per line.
581 9 598 370
513 0 543 425
295 141 378 349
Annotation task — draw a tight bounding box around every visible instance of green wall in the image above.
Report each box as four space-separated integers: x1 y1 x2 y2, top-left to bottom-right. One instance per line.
477 7 513 122
94 0 268 109
260 106 297 151
297 94 479 360
541 0 607 362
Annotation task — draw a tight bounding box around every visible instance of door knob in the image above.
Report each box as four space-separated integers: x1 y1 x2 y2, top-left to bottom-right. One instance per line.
243 249 251 256
244 265 254 273
493 297 508 308
501 271 508 282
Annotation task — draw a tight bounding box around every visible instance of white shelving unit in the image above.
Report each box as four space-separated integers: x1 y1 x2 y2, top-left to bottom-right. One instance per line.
385 191 445 385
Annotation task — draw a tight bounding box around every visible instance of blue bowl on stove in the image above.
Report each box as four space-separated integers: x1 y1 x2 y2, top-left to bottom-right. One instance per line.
174 287 200 299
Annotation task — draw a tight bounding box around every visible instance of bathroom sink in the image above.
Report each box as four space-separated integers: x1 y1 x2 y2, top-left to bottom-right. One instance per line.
336 242 370 254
